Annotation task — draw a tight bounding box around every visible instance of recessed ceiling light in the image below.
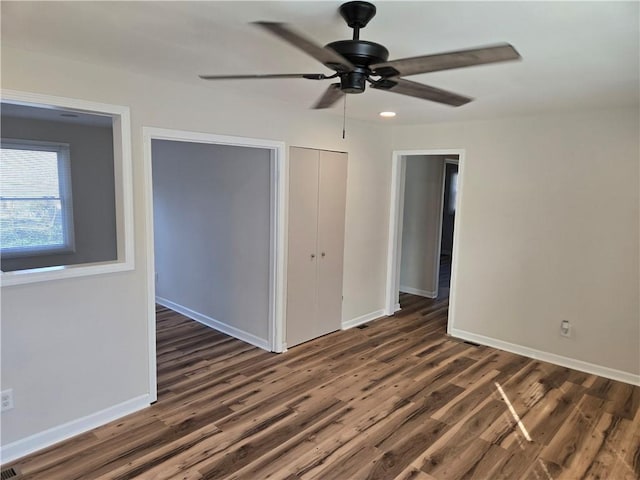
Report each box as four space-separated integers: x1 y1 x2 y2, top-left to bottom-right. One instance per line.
379 111 396 118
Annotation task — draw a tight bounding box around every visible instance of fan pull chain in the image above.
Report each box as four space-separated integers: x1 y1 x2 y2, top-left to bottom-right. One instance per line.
342 94 347 139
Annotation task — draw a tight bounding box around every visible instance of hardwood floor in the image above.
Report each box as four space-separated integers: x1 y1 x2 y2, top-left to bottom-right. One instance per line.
7 294 640 479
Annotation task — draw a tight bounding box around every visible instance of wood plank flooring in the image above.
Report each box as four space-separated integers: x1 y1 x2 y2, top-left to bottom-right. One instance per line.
6 294 640 479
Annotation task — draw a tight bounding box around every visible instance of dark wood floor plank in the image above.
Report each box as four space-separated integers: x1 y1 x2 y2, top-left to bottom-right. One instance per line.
420 399 508 478
224 402 356 479
359 420 450 480
94 423 222 480
539 393 606 469
281 394 415 478
525 381 587 446
7 294 639 480
431 369 501 425
197 396 345 479
373 386 462 452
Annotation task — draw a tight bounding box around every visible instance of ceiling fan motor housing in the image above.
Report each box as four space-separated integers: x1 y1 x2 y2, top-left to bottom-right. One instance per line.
326 40 389 93
331 1 386 93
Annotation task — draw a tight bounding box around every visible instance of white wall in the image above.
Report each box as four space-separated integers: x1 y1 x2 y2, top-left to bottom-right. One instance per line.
152 140 271 343
393 108 640 379
0 45 393 455
400 155 444 297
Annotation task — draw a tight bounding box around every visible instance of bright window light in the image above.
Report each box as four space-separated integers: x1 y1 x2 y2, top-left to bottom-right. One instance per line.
1 140 74 257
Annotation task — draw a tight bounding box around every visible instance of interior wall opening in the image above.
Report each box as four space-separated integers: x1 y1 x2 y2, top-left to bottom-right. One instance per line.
398 154 459 304
0 91 134 286
385 149 464 333
143 127 286 403
150 138 273 352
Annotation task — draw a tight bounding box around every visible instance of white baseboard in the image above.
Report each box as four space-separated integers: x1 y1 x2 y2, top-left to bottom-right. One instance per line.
156 296 270 351
394 303 401 312
342 309 386 330
449 328 640 386
399 286 437 299
0 394 151 464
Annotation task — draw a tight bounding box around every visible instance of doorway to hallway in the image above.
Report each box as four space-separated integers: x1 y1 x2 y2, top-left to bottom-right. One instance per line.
385 149 465 335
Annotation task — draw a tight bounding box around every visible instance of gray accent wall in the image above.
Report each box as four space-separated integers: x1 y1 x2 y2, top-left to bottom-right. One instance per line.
152 140 271 342
1 115 117 271
400 155 445 297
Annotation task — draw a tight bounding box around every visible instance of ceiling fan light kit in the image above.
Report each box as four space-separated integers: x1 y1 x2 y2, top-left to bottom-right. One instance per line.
200 1 521 110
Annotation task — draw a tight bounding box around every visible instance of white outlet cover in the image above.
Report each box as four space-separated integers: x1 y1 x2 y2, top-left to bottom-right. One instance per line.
1 389 14 412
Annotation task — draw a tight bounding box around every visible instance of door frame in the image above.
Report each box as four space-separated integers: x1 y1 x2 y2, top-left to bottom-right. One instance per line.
142 127 287 401
384 149 466 335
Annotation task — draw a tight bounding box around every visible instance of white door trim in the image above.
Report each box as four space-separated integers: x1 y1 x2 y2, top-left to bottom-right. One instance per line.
142 127 287 400
384 149 466 336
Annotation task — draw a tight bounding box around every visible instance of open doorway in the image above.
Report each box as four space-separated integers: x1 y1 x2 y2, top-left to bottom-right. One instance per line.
385 149 465 333
398 155 458 300
142 128 286 401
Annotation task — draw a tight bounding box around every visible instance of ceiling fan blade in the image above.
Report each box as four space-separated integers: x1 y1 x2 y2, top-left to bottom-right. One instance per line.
253 21 355 73
199 73 329 80
312 83 344 109
371 78 472 107
371 43 521 77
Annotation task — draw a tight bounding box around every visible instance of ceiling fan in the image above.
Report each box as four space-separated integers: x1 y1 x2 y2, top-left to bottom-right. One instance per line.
200 1 521 109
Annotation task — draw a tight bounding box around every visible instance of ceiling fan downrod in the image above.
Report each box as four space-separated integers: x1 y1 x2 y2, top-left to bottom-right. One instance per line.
326 1 389 94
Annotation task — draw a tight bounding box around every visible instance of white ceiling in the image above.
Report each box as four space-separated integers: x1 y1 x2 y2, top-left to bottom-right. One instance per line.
2 1 638 125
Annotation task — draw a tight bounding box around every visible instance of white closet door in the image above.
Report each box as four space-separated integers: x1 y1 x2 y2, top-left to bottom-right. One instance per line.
286 147 320 347
316 150 348 335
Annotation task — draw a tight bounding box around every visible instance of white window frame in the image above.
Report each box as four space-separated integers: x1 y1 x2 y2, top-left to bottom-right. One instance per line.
1 138 76 258
0 90 134 286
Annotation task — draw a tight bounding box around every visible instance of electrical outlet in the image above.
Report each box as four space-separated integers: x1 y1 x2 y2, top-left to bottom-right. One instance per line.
560 320 571 337
1 389 14 412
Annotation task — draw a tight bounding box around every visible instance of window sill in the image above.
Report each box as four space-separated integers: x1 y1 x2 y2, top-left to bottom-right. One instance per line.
1 259 134 286
1 246 76 259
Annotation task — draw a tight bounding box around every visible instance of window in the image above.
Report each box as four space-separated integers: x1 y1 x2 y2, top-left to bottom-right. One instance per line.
1 139 74 257
1 91 133 286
